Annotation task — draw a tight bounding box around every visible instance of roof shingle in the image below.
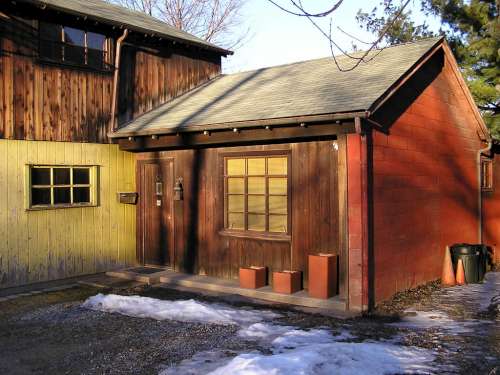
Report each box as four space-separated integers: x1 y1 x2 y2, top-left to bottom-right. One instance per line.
19 0 230 54
112 37 443 137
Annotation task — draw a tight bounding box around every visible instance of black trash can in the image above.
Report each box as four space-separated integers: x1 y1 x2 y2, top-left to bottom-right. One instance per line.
450 243 483 283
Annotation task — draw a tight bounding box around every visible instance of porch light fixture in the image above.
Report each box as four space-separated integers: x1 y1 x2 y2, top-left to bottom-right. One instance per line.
128 136 135 141
300 122 307 127
151 134 158 140
203 130 210 136
265 125 271 130
233 128 239 133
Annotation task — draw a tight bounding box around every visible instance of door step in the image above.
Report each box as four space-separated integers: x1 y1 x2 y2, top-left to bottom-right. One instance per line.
106 267 171 285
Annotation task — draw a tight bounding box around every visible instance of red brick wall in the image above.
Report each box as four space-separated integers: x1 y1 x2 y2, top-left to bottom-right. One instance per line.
372 54 483 303
346 134 369 311
483 156 500 264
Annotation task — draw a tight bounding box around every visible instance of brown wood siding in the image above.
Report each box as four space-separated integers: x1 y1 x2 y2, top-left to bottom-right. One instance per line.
117 46 220 125
0 14 114 143
0 13 221 143
137 141 343 289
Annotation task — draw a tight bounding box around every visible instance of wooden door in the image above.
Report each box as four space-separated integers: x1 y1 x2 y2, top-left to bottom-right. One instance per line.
138 159 175 266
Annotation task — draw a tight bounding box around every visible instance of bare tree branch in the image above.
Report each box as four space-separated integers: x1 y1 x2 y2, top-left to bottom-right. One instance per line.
109 0 248 49
266 0 412 71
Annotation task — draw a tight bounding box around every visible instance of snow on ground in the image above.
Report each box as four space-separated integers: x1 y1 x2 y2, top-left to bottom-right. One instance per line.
164 325 435 375
83 294 279 325
83 294 437 374
393 310 479 332
394 272 500 333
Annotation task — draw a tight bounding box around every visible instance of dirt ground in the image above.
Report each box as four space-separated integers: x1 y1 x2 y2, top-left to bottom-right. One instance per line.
0 275 498 375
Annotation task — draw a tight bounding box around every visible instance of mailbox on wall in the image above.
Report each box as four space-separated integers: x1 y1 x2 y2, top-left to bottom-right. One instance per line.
117 192 138 205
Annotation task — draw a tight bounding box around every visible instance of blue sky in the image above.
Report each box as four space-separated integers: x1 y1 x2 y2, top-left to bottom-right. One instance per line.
222 0 441 73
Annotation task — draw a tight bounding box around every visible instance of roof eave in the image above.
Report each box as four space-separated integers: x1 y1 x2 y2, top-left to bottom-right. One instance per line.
21 0 232 56
107 111 369 139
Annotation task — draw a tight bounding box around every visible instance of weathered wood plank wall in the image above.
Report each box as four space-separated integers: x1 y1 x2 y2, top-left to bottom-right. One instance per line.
118 46 220 125
137 141 342 288
0 139 136 288
0 13 221 142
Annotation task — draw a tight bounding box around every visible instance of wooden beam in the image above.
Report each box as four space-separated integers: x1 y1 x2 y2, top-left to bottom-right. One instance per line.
118 122 356 152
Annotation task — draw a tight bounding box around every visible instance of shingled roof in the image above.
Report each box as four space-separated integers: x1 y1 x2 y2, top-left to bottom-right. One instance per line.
111 37 444 138
19 0 230 55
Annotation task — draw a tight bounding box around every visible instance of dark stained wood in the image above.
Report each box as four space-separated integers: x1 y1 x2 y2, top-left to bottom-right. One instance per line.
119 123 356 152
137 158 175 266
117 46 220 126
136 141 346 293
0 11 221 143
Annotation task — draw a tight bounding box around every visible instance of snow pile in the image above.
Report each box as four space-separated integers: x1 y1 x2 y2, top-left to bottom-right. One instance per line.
83 294 279 325
166 325 435 375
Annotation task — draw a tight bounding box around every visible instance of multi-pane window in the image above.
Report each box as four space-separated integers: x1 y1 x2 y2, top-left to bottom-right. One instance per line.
224 155 289 234
39 22 111 71
27 166 97 209
481 159 494 191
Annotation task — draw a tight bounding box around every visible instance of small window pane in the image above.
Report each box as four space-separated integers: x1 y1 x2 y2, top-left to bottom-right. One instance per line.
32 188 51 206
269 196 287 214
268 157 287 175
227 158 245 175
228 195 244 212
53 168 70 185
269 215 287 233
248 195 265 213
40 22 62 42
247 158 265 175
54 187 71 204
228 213 244 230
73 168 90 184
248 214 265 231
64 27 85 46
87 32 105 50
73 187 90 203
31 168 50 185
269 177 287 195
227 177 244 194
248 177 265 194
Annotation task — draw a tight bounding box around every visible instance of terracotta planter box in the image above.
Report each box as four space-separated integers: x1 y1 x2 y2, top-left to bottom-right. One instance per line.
239 266 267 289
273 270 302 294
308 253 338 299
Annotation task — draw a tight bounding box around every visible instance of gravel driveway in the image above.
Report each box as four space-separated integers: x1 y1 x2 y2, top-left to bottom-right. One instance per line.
0 273 498 374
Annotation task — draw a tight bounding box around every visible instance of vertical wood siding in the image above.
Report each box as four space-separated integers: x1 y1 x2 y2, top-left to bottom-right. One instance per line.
0 13 221 142
0 139 136 288
118 47 220 125
137 141 341 287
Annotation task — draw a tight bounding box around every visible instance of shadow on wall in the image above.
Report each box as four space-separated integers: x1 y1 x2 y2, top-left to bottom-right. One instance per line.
369 48 490 303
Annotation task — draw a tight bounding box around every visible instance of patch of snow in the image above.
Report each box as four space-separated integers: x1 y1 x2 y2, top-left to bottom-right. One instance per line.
443 271 500 311
84 294 436 375
394 310 477 333
166 329 435 375
206 341 435 375
82 294 280 325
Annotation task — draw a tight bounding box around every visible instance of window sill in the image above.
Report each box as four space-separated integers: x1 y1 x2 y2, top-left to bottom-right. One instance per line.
219 229 291 242
26 203 97 211
36 58 114 74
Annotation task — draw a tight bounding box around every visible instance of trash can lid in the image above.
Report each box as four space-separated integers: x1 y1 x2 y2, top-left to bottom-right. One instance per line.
450 243 476 255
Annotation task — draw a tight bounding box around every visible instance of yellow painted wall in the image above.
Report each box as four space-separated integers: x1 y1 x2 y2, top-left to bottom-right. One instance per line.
0 139 136 288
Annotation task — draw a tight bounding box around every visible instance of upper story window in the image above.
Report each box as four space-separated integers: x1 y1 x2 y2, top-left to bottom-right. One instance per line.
224 154 289 235
481 159 494 191
39 22 112 71
26 165 98 209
